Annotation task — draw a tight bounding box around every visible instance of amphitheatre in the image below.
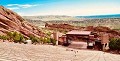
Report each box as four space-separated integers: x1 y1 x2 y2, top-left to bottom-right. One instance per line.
0 0 120 61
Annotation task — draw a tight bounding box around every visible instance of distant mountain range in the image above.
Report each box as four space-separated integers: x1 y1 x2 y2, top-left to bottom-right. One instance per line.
76 14 120 19
23 15 81 21
23 14 120 21
23 14 120 29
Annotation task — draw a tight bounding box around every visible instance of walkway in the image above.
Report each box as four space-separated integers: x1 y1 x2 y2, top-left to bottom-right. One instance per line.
0 42 120 61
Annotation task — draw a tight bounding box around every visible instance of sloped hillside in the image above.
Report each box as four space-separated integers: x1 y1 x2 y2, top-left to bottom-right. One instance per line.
0 6 44 38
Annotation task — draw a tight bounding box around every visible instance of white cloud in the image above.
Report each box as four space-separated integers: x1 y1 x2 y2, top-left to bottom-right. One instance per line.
6 4 38 10
8 7 20 10
18 4 37 8
6 3 120 16
7 4 19 6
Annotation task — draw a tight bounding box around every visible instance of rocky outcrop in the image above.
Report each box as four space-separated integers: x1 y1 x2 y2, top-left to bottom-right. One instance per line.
0 6 45 38
45 23 83 31
45 23 120 37
86 26 120 37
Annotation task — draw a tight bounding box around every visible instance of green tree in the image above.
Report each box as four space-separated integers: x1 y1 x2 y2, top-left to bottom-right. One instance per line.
109 38 120 51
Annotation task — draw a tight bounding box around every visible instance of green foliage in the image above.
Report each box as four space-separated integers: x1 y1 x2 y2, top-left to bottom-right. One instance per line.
39 37 45 43
46 32 51 36
7 32 14 39
29 35 39 44
45 37 51 43
116 39 120 50
0 35 9 40
41 37 49 44
109 38 117 50
50 38 56 45
47 38 51 43
7 31 25 43
42 37 47 43
14 33 25 43
6 31 56 45
39 37 56 45
109 38 120 50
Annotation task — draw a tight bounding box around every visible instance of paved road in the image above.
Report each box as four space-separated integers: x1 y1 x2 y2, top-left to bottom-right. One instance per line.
0 42 120 61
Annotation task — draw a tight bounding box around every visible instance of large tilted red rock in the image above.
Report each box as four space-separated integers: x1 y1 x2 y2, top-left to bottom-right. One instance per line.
0 6 45 38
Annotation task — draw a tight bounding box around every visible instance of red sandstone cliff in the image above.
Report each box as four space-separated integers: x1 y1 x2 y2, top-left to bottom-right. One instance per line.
0 6 44 38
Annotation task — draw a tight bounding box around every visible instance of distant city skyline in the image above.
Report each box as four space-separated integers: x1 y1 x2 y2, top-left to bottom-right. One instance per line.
1 0 120 16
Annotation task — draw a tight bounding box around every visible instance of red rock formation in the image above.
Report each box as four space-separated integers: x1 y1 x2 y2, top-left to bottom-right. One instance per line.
45 23 80 30
0 6 45 38
94 26 111 32
86 26 94 31
46 23 120 38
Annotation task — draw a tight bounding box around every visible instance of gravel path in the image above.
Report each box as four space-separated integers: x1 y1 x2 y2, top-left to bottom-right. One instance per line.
0 42 120 61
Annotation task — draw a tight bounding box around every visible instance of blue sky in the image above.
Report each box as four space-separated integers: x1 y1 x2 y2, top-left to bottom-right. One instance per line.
0 0 120 16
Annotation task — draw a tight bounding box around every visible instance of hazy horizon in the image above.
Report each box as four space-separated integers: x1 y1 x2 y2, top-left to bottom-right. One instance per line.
1 0 120 16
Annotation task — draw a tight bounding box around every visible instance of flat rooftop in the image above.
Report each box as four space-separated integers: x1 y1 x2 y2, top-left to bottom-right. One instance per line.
66 30 91 35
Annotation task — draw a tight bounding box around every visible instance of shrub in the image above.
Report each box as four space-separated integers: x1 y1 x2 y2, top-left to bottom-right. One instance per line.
50 38 56 45
46 32 51 37
0 35 9 41
29 35 39 44
109 38 120 50
13 32 25 43
109 38 117 50
40 37 56 45
7 31 25 43
42 37 48 44
7 32 14 41
46 38 51 43
116 38 120 50
13 32 21 43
